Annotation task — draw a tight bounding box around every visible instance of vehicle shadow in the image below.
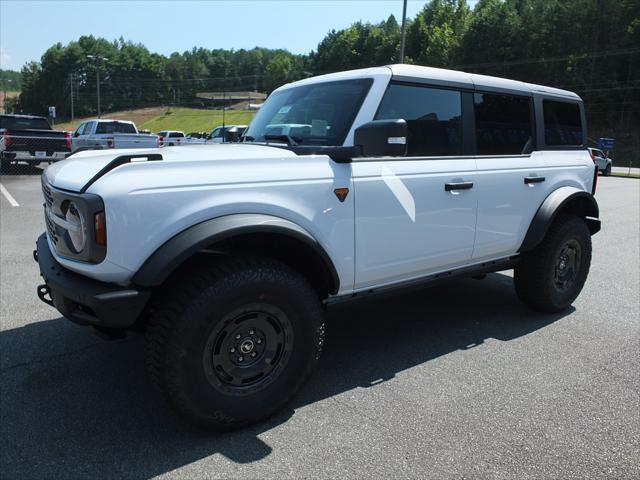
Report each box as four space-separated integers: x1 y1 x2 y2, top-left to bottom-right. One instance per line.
0 273 572 479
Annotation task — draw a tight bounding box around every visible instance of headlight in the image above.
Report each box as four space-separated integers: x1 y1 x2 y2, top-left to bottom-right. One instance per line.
42 178 106 263
65 201 86 253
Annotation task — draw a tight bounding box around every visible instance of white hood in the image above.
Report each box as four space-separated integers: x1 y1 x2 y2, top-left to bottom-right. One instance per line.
44 144 297 192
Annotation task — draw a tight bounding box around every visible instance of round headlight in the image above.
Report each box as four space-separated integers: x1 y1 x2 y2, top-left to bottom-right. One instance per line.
65 201 86 252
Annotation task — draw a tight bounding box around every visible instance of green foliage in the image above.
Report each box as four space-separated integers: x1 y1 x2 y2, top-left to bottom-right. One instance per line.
13 1 639 164
0 69 22 90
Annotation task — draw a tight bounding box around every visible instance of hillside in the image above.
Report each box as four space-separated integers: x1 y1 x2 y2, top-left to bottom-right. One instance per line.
55 107 256 133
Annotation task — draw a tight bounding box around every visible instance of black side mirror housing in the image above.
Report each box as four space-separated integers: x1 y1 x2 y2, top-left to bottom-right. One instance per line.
224 130 239 143
354 119 408 157
74 132 80 138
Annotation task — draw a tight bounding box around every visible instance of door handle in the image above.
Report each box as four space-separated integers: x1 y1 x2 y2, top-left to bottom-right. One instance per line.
444 181 474 191
524 176 545 184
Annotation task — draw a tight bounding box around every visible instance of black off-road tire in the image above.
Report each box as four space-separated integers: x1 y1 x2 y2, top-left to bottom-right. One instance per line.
514 215 592 312
145 255 325 430
603 164 612 176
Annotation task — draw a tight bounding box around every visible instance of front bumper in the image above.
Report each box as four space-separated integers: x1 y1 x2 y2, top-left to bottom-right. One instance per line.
35 233 151 328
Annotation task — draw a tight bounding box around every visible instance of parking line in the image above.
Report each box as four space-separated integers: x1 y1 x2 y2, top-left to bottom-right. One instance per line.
0 183 20 207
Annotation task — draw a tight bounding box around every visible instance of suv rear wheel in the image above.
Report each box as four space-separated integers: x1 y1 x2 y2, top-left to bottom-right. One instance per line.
146 255 325 430
514 215 592 312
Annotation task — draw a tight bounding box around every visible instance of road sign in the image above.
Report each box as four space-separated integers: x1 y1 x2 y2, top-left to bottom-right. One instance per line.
597 137 614 150
48 106 56 118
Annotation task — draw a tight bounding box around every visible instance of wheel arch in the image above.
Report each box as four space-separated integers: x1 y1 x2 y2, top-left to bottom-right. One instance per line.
519 186 600 253
132 214 340 297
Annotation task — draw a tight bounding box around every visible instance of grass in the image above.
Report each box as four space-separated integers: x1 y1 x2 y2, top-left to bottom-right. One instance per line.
141 108 255 133
54 107 256 134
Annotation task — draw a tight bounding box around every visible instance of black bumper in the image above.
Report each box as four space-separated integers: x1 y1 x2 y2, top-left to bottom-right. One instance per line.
35 233 151 328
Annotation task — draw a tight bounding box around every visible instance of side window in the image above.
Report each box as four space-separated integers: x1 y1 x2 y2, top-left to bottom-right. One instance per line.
376 83 462 157
543 100 583 146
474 93 533 155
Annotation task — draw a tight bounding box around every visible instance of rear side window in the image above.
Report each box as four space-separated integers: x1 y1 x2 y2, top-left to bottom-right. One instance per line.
376 83 462 156
169 132 184 138
95 122 137 134
474 93 533 155
543 100 583 146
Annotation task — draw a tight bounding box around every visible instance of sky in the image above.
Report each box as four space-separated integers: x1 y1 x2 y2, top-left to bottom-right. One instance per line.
0 0 475 72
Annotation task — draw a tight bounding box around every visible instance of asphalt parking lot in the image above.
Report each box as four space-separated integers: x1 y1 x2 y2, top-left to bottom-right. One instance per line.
1 170 638 479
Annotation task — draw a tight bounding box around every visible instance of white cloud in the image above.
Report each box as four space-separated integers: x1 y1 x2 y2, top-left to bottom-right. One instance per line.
0 48 11 70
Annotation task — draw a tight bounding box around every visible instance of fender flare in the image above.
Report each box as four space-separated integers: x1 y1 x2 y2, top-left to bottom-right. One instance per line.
519 186 600 253
132 213 340 293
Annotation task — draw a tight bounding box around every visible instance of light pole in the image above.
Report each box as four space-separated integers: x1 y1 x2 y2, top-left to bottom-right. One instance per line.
399 0 408 63
86 55 108 117
2 78 12 113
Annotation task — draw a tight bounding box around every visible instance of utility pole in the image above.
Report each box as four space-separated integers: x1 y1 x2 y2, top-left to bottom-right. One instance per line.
96 69 101 117
2 78 11 113
69 74 75 121
86 54 108 117
399 0 408 63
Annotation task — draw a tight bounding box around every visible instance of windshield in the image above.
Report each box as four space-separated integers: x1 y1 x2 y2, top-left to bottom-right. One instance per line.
243 78 373 146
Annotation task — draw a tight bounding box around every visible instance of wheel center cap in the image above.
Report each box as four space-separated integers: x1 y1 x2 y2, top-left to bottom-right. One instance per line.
239 338 254 354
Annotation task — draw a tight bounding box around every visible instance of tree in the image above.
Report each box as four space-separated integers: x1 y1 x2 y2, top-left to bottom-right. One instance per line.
264 54 293 93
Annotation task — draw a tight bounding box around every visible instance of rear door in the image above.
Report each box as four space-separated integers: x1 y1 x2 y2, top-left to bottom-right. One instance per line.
472 92 552 260
352 83 477 289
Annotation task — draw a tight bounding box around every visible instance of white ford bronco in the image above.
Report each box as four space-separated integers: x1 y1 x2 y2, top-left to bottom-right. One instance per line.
35 65 600 429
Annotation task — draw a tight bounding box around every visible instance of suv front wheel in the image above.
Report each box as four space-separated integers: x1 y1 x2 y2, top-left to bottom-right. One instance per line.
146 255 325 430
514 215 592 312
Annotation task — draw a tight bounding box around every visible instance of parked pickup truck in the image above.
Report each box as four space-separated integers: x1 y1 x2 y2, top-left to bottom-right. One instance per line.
157 130 185 146
35 64 600 430
71 119 160 153
1 114 71 170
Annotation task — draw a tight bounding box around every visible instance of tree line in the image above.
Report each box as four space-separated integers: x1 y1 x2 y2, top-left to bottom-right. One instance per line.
8 0 640 163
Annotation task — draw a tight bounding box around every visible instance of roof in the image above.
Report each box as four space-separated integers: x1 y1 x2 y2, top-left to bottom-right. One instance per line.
389 64 579 99
282 64 580 100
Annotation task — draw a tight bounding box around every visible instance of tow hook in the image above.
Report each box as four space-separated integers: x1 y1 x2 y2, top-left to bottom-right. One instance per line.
37 284 54 307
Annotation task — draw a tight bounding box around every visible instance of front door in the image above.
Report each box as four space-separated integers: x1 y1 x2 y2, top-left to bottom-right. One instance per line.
352 82 477 290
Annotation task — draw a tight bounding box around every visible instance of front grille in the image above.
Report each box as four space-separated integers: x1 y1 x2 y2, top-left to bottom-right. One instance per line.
42 181 54 208
42 180 58 245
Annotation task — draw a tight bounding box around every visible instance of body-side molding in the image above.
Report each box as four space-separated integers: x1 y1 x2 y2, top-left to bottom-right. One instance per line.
132 214 340 293
519 186 600 253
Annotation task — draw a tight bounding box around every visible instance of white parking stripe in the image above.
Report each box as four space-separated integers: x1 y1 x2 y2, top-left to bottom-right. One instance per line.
0 183 20 207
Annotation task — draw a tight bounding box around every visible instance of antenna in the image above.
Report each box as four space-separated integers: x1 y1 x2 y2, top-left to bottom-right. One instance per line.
222 90 226 143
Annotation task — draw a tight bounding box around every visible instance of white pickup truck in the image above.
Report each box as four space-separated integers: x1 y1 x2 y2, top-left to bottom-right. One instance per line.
35 64 600 430
70 119 160 153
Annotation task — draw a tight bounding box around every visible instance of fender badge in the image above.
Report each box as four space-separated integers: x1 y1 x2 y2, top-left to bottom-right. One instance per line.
334 188 349 202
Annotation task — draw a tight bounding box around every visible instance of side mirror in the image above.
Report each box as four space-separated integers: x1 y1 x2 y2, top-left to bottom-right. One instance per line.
73 131 80 138
224 130 239 143
354 119 408 157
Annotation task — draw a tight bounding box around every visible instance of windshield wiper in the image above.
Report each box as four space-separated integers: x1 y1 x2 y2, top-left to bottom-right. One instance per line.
243 135 255 142
264 134 300 146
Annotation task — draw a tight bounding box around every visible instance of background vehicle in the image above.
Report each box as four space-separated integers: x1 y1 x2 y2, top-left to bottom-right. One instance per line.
185 131 207 140
588 147 612 175
35 65 600 430
157 130 185 146
71 119 159 153
187 124 248 144
0 114 70 170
